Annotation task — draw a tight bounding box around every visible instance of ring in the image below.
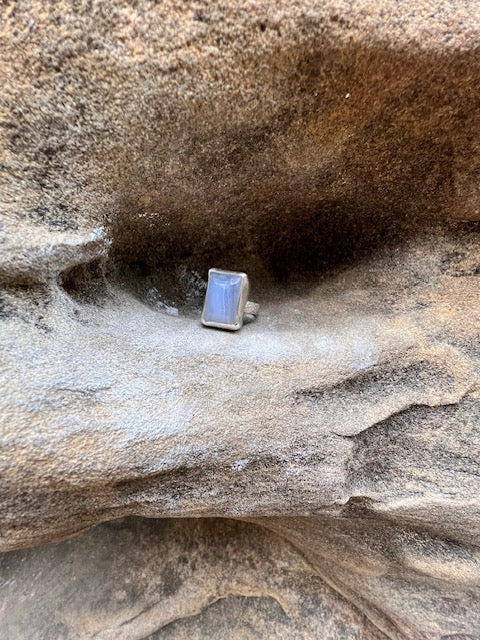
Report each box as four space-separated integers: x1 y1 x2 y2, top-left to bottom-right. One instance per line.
201 268 259 331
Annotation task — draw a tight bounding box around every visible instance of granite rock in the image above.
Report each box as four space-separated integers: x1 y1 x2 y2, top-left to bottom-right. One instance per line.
1 0 480 638
0 517 388 639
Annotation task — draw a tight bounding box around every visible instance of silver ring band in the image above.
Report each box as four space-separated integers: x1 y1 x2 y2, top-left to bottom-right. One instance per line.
244 301 260 318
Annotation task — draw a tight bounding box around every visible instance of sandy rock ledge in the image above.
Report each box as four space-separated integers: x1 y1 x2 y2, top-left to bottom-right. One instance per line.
1 1 480 638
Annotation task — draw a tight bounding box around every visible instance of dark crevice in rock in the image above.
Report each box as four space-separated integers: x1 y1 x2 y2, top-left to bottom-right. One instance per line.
58 257 107 303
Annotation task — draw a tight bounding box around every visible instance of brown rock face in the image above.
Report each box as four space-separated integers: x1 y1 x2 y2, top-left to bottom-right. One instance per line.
1 1 480 638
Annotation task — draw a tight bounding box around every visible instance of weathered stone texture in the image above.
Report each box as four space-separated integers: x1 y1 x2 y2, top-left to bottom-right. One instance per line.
1 1 480 638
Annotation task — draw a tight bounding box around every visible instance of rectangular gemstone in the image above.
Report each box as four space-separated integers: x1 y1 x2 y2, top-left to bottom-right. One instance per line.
203 271 244 326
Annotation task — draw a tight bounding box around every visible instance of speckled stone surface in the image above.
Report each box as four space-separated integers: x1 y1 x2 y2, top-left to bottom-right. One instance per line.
1 0 480 638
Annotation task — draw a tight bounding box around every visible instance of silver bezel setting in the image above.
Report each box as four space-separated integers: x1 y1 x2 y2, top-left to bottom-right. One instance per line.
201 268 250 331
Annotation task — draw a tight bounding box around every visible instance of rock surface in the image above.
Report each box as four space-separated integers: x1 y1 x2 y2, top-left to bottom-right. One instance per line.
0 517 388 639
1 0 480 638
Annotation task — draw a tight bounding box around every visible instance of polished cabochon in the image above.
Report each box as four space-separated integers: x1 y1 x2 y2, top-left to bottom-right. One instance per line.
201 268 250 330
